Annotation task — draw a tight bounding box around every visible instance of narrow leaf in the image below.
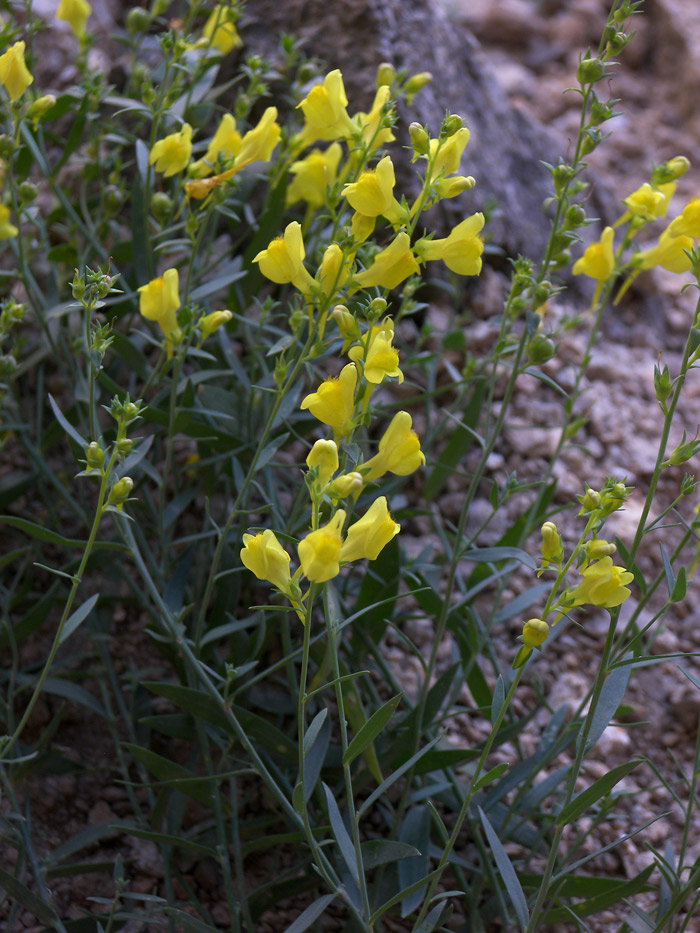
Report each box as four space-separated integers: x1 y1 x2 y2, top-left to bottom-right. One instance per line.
48 393 87 449
342 693 402 768
59 593 99 644
478 806 529 930
556 759 642 827
491 675 505 726
323 783 359 883
583 662 631 754
284 894 336 933
0 866 58 925
361 840 420 870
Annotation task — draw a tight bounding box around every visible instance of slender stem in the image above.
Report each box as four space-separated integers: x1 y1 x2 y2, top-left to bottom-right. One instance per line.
411 669 524 931
0 449 118 761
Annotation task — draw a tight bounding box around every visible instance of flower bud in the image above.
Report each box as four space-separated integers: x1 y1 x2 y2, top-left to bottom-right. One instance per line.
0 353 17 376
115 437 134 458
18 181 38 204
0 135 18 159
586 538 616 560
126 6 151 33
306 439 339 488
107 476 134 511
405 71 432 97
408 122 430 156
376 62 395 88
150 192 173 224
522 618 549 648
667 156 691 180
27 94 56 124
580 487 601 512
332 305 360 342
328 471 363 498
369 297 387 317
440 113 463 138
200 309 232 337
527 334 555 364
85 441 105 472
576 57 606 86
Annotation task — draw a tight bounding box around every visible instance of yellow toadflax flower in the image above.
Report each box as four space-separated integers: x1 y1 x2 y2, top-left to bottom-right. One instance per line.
342 155 404 225
617 182 672 229
240 529 292 593
298 510 346 583
203 4 243 54
149 124 193 177
353 232 420 291
572 225 615 308
667 198 700 239
296 69 357 147
340 496 400 563
0 204 18 240
348 318 403 384
306 439 339 488
0 41 33 102
637 229 693 273
253 220 316 296
138 268 181 342
539 521 563 575
190 113 242 177
185 107 280 199
199 309 232 338
318 243 351 300
354 84 395 151
56 0 91 37
429 127 470 180
286 144 342 208
415 213 485 276
360 411 425 482
300 363 357 439
570 556 634 608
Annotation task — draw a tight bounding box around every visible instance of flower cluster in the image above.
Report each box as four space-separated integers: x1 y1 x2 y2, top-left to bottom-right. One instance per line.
573 155 698 307
515 480 635 666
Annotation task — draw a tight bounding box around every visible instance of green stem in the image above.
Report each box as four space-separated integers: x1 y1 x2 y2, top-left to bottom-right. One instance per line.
411 669 524 931
0 449 118 761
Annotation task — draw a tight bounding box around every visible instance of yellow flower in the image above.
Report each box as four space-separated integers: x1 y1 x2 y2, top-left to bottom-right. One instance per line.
342 156 404 224
235 106 280 167
429 127 470 179
203 4 242 54
570 556 634 608
253 221 316 296
415 213 484 275
138 268 181 340
340 496 400 562
348 318 403 384
585 538 616 560
183 107 279 198
637 230 693 273
56 0 91 37
572 226 615 282
199 309 232 337
353 232 420 291
306 439 339 488
149 124 193 177
540 521 562 572
0 41 33 102
0 204 18 240
328 472 363 499
667 198 700 238
361 411 425 482
354 84 395 151
300 363 357 438
619 182 671 226
240 529 292 593
318 243 351 299
435 175 476 199
286 144 342 208
522 618 549 648
190 114 242 177
298 510 346 583
296 69 357 146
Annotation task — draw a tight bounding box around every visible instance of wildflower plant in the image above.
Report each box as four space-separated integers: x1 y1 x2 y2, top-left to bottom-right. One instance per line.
2 1 700 931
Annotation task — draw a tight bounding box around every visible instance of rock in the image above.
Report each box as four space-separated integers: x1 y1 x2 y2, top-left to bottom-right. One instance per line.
242 0 585 259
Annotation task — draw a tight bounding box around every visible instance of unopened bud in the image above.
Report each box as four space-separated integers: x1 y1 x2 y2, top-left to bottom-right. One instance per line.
329 471 363 498
440 113 463 138
126 6 151 33
200 309 232 337
27 94 56 124
85 441 105 472
580 487 601 512
332 305 360 341
522 618 549 648
408 122 430 156
107 476 134 511
577 57 606 86
586 538 616 560
376 62 396 88
404 71 432 96
151 192 173 223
